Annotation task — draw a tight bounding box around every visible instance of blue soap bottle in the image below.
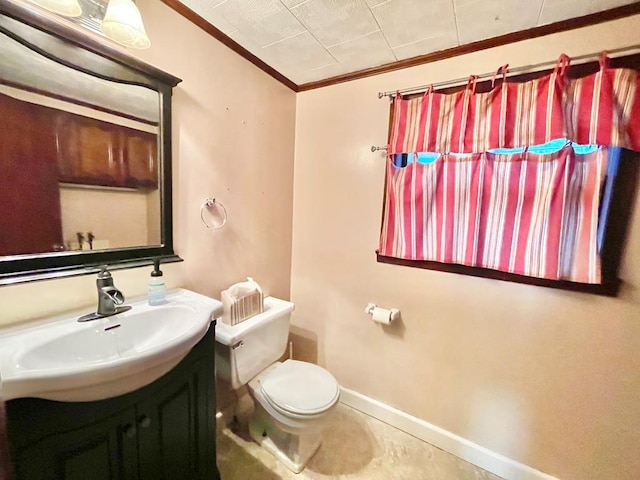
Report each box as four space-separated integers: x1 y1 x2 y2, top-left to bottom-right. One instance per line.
148 259 166 305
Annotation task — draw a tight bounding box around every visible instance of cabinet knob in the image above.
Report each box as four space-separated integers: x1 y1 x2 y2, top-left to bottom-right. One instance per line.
123 424 137 439
138 415 151 429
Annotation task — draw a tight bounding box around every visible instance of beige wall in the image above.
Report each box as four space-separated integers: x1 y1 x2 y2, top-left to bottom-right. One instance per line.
0 0 296 324
59 186 152 250
291 16 640 480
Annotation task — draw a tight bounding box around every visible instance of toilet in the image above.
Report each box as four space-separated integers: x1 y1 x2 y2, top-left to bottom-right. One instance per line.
214 296 340 473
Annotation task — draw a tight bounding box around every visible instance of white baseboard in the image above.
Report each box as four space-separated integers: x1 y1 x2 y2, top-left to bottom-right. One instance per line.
339 387 559 480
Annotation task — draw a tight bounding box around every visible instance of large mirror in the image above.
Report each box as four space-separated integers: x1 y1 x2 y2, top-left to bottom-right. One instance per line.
0 3 182 284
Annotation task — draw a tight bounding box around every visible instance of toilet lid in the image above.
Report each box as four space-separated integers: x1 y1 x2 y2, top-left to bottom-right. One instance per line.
260 360 339 416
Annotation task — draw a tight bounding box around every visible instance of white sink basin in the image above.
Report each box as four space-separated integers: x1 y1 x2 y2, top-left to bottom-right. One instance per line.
0 288 222 402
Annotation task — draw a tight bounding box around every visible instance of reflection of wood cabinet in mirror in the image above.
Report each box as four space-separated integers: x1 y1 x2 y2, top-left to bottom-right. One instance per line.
124 132 158 189
0 91 63 256
56 114 125 186
0 2 182 284
55 111 158 189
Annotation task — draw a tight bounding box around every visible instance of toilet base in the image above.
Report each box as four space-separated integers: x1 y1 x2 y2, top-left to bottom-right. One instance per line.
249 404 322 473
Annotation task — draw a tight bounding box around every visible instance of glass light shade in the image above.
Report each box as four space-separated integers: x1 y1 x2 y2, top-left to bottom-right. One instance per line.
28 0 82 17
101 0 151 49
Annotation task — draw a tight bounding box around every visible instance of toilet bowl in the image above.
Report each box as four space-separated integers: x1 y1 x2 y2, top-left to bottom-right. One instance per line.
247 360 339 472
215 297 340 473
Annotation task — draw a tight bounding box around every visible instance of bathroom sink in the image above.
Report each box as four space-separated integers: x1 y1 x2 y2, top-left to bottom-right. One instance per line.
0 289 222 402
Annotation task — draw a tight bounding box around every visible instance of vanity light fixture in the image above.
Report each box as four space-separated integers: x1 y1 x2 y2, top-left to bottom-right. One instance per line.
101 0 150 49
27 0 82 17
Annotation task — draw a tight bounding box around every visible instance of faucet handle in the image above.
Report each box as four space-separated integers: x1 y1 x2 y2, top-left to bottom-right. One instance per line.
102 286 125 305
97 265 111 279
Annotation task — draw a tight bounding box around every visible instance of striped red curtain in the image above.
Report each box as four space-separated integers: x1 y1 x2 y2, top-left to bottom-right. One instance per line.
380 146 608 283
388 55 640 155
379 53 638 284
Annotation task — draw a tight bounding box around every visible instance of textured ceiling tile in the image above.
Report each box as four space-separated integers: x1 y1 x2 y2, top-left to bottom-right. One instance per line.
537 0 592 25
227 29 268 57
372 0 457 48
182 0 227 10
328 31 397 71
290 0 380 47
364 0 390 6
293 62 352 84
280 0 310 8
181 0 239 35
455 0 545 45
392 32 459 60
591 0 639 12
258 31 337 73
178 0 638 85
538 0 639 26
213 0 306 47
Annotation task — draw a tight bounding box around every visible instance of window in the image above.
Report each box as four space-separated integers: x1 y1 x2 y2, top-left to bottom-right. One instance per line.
377 54 640 295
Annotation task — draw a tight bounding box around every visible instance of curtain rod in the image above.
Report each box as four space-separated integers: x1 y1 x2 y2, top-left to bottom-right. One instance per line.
378 44 640 99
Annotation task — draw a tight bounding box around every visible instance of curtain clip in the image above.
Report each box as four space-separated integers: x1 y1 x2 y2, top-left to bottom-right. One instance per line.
466 75 478 94
491 64 509 89
599 51 610 69
553 54 571 77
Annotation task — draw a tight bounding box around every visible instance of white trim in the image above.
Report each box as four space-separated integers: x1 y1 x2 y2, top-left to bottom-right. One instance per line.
339 387 559 480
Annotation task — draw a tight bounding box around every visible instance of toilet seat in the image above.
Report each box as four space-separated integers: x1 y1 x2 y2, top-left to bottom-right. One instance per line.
260 360 340 419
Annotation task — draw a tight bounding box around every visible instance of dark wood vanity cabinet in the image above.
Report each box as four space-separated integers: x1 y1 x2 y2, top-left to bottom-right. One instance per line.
6 324 220 480
14 408 137 480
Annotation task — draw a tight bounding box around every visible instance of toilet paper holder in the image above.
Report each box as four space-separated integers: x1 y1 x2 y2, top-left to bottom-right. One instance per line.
365 303 400 322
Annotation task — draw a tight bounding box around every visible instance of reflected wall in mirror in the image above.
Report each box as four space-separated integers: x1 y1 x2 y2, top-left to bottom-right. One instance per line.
0 2 182 284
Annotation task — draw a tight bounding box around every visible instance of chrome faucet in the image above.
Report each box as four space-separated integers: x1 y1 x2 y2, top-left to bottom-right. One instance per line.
78 266 132 322
97 267 125 315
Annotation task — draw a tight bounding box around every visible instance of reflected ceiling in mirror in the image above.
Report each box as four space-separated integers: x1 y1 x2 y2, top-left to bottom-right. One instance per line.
0 20 158 122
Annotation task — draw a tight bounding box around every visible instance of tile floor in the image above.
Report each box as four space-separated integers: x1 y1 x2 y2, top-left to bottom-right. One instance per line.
217 403 504 480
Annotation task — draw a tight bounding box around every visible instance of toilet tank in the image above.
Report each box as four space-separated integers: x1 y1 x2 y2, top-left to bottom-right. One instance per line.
214 296 294 389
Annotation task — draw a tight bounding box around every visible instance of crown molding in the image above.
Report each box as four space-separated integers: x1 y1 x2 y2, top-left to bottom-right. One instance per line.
159 0 299 92
161 1 640 93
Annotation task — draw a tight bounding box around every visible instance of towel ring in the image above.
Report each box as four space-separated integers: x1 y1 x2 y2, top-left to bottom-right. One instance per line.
200 198 227 230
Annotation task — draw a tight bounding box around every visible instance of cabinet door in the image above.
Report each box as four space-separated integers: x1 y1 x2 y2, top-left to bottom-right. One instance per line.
0 92 63 255
124 131 158 189
137 357 217 480
76 122 123 182
6 327 219 480
56 113 125 187
13 409 138 480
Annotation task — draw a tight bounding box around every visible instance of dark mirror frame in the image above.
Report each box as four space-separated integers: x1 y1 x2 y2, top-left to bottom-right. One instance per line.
0 3 183 285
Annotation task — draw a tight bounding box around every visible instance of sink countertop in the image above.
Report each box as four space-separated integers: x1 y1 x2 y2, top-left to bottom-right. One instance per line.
0 288 223 402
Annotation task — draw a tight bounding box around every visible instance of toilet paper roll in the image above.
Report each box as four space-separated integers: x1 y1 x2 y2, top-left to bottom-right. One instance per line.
371 307 392 325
